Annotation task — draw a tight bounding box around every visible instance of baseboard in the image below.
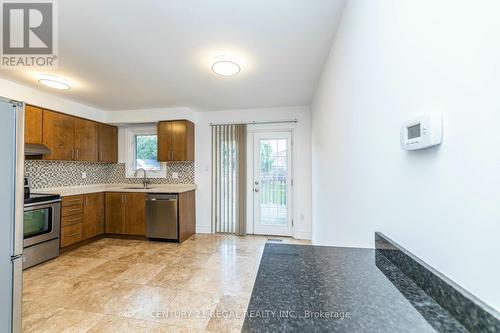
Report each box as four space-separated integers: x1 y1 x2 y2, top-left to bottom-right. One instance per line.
293 231 311 240
196 225 212 234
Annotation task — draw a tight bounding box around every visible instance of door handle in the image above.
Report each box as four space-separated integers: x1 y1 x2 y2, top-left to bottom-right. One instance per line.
254 188 260 193
254 181 259 185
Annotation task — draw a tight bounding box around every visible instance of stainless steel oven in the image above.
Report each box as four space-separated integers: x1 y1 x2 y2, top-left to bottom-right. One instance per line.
23 178 61 269
24 200 60 248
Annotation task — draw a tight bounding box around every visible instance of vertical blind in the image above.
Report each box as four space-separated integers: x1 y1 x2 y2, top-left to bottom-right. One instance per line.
211 124 247 235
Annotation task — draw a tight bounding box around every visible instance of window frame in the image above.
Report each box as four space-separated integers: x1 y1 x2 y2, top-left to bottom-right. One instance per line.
125 125 167 178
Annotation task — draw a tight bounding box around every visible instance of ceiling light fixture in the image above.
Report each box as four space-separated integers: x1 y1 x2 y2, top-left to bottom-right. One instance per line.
38 74 71 90
212 60 241 76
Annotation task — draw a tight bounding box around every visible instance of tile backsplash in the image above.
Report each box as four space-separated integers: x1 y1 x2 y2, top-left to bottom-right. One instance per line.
25 160 195 189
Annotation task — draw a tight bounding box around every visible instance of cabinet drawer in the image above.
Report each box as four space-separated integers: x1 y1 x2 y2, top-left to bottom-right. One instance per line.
62 205 83 217
62 195 84 207
61 213 83 227
61 223 83 247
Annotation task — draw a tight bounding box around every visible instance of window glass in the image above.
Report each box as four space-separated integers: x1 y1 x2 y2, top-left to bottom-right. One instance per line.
135 135 160 170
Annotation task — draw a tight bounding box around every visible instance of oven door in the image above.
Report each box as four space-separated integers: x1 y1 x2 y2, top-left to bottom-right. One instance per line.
23 200 61 248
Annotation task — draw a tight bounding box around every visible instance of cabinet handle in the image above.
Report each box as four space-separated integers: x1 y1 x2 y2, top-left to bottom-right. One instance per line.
121 195 124 204
100 151 103 161
66 218 80 222
85 196 88 206
76 149 79 159
66 199 80 203
67 233 80 237
68 208 80 212
71 149 74 160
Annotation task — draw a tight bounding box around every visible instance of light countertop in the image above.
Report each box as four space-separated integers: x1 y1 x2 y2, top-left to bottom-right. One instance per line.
31 184 197 196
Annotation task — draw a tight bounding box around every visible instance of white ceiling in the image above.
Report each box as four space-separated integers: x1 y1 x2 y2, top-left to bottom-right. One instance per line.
0 0 346 111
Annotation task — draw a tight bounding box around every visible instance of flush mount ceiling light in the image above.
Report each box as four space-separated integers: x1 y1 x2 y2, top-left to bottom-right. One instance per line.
38 74 71 90
212 60 241 76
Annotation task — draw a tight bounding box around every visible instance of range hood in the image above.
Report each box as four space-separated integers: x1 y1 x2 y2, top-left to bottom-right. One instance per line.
25 143 51 156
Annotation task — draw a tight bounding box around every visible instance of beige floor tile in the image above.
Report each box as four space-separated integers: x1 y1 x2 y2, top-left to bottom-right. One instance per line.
111 262 166 285
23 308 103 333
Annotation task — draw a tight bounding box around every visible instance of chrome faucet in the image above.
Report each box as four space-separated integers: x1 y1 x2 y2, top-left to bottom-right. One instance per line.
134 168 151 188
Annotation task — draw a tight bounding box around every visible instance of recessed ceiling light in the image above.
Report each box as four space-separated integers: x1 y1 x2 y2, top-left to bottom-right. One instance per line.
212 61 241 76
38 74 71 90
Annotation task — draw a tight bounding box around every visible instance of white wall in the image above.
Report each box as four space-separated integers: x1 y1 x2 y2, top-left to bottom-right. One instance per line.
0 78 106 122
106 106 312 238
311 0 500 310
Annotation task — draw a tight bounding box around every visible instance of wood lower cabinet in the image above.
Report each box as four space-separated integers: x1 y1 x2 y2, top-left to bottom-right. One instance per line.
105 192 146 235
74 118 98 162
25 105 43 144
125 193 147 235
105 193 127 234
158 120 194 162
60 195 84 247
98 124 118 163
179 190 196 242
61 193 105 247
83 193 104 240
43 110 75 160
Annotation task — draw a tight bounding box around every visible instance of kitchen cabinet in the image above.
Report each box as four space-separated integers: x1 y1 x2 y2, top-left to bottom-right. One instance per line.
82 192 105 240
105 192 127 234
179 190 196 242
42 110 75 160
96 192 105 235
98 124 118 163
60 195 84 247
158 120 194 162
74 118 98 162
25 104 118 163
105 192 145 235
25 105 43 144
125 193 147 235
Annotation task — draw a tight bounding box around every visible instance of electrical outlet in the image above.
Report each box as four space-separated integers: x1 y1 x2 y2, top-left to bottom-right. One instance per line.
81 172 87 179
172 172 179 179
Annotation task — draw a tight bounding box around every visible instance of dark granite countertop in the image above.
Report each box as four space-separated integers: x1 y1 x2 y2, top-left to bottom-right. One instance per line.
242 244 468 333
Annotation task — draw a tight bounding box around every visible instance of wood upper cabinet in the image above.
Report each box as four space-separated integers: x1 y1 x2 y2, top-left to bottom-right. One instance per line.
158 120 194 162
98 124 118 163
105 192 146 235
105 192 126 234
125 193 146 235
25 105 43 144
74 118 98 161
42 110 75 160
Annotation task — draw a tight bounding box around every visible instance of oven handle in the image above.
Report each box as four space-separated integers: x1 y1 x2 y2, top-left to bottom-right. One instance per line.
24 199 62 208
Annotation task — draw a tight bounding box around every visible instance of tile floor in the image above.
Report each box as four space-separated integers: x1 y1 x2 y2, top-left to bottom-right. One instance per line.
22 234 309 333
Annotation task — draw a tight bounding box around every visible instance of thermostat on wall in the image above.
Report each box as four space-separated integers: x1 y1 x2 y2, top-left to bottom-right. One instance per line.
400 114 443 150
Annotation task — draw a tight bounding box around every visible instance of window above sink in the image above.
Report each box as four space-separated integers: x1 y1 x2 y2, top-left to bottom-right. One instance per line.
125 125 167 179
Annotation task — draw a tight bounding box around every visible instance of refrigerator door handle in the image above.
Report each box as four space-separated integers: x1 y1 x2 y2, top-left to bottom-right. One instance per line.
11 256 22 333
13 102 24 256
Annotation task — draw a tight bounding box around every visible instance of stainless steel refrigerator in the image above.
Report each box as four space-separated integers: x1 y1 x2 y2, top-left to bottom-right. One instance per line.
0 97 24 333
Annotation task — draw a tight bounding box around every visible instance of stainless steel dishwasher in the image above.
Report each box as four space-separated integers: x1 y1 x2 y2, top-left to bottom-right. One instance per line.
146 194 178 241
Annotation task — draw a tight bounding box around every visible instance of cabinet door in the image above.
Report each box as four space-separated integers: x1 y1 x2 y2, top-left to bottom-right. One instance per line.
83 193 99 240
98 124 118 163
105 192 126 234
74 118 98 162
42 110 74 160
25 105 43 144
96 192 105 235
125 193 146 235
170 121 188 161
157 121 171 161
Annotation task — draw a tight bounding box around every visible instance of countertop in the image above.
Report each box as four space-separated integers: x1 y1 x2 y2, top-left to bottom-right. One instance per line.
31 183 197 196
242 244 468 333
